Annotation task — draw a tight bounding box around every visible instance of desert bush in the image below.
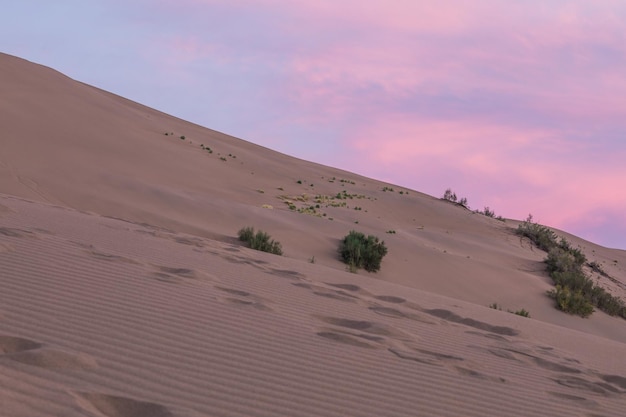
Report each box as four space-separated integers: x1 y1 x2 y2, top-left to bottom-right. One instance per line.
442 189 468 208
548 285 594 317
339 230 388 273
443 188 457 202
516 214 558 252
518 215 626 318
237 227 283 255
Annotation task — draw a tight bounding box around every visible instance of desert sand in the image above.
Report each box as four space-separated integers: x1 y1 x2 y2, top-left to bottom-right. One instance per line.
1 52 625 416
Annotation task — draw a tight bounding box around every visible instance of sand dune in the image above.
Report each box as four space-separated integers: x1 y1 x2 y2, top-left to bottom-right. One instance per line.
1 52 626 416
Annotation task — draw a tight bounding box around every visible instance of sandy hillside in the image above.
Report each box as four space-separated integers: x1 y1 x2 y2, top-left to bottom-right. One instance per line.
1 52 626 416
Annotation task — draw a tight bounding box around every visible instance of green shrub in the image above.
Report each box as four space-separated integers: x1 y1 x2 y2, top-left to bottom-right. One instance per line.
339 230 388 273
548 285 594 317
237 227 283 255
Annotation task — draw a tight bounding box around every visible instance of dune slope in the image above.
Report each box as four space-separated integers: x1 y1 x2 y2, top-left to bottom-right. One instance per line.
1 52 626 416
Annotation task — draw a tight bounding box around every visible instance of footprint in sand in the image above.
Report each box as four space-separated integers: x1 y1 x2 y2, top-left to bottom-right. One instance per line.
546 391 600 409
268 268 306 280
0 334 97 370
75 392 175 417
424 308 519 336
0 335 42 354
374 295 406 304
0 227 36 238
214 286 273 311
148 266 215 284
389 346 507 383
172 235 206 248
315 316 415 350
292 282 361 303
88 250 140 265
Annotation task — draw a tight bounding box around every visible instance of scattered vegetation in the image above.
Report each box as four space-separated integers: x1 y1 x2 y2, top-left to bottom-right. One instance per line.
489 303 530 318
476 206 505 221
516 215 626 319
237 227 283 255
277 191 370 218
338 230 388 273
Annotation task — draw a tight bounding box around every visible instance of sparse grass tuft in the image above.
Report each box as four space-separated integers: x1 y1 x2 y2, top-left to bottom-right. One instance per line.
511 308 530 318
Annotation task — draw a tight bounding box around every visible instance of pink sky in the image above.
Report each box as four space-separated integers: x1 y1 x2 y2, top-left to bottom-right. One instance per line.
3 0 626 248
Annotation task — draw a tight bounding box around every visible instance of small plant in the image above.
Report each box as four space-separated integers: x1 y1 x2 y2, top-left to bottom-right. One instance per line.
489 303 502 310
386 230 396 234
237 227 283 255
297 180 302 184
180 135 186 140
338 230 388 273
511 308 530 318
220 157 227 161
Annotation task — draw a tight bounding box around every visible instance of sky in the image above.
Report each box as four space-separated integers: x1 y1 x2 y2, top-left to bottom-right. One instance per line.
2 1 626 249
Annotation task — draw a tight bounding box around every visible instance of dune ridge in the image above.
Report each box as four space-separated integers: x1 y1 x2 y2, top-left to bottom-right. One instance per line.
1 52 626 416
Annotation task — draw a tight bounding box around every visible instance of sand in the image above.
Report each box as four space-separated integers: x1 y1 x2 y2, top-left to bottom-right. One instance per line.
1 52 625 416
